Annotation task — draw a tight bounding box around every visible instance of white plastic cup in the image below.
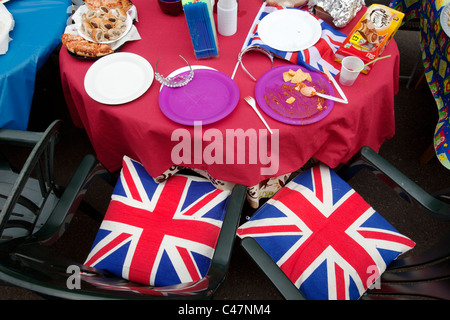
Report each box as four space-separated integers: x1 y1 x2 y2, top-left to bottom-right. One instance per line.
339 56 364 86
217 0 238 36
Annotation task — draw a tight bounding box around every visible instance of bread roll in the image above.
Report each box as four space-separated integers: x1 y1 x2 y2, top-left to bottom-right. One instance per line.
106 28 122 40
85 10 97 20
111 8 127 22
100 20 115 31
91 28 104 42
99 6 110 14
115 21 127 32
81 20 94 36
104 13 117 24
89 17 103 29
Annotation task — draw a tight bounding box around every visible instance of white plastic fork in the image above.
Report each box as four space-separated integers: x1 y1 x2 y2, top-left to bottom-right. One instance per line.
244 96 273 134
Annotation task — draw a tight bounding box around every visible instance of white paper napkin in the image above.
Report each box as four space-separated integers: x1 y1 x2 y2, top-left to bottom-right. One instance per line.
0 3 14 55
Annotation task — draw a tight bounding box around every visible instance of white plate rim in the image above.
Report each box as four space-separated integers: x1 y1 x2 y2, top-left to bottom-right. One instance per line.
257 9 322 52
84 52 154 105
441 4 450 37
77 5 133 44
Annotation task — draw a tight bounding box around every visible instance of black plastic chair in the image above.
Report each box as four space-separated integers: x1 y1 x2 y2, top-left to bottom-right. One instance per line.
0 120 100 243
0 119 104 297
241 146 450 300
0 135 247 301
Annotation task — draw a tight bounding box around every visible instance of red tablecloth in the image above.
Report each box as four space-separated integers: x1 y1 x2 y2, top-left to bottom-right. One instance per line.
60 0 399 188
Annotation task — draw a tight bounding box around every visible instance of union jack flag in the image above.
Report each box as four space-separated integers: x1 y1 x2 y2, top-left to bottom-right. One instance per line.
237 164 415 300
84 156 231 287
244 4 347 76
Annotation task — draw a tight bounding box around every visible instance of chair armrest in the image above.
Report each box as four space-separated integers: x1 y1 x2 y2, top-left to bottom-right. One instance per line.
241 237 306 300
0 129 43 147
0 120 62 148
342 146 450 221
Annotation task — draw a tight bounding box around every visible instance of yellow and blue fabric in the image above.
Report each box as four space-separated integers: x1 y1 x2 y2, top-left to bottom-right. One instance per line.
390 0 450 169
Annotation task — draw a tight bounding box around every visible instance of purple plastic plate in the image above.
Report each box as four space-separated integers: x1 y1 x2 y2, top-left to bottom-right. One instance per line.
255 65 335 125
159 69 239 126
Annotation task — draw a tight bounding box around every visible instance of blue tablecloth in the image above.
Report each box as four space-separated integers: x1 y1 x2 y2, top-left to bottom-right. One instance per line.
0 0 71 130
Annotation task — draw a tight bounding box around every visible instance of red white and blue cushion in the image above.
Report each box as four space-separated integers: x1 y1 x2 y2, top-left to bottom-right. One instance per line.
84 156 231 287
237 164 415 300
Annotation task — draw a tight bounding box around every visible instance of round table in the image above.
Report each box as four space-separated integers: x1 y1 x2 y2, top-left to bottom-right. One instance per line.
60 0 400 206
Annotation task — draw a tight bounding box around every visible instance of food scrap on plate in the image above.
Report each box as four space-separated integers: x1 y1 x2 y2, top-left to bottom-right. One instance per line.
282 68 326 111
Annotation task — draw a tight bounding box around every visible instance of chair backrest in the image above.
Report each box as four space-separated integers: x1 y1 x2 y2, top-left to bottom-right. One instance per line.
0 120 62 241
337 146 450 222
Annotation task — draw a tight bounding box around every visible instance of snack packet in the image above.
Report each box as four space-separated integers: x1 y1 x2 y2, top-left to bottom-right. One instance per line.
335 4 404 74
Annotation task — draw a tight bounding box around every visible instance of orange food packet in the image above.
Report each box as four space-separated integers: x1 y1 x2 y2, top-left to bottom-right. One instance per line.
335 4 404 74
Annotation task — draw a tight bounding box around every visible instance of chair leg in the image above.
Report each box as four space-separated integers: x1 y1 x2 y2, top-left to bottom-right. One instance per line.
419 143 435 164
0 153 12 172
78 200 104 222
406 52 421 89
414 72 426 90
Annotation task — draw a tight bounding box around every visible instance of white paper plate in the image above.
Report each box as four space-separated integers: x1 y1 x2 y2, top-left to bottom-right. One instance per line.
84 52 154 105
441 4 450 37
257 9 322 52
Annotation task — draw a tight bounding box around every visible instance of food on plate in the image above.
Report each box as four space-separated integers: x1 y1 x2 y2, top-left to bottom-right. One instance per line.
80 20 93 36
61 34 114 58
297 83 316 97
286 97 296 104
79 7 129 43
106 28 122 41
283 68 312 84
61 0 133 57
263 67 327 119
283 69 295 82
85 0 133 13
91 28 105 42
282 68 322 102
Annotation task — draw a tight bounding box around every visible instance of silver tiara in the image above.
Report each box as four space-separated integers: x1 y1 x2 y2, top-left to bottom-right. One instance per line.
155 55 194 87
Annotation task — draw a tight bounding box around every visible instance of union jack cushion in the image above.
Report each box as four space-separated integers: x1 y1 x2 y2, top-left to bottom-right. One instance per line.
237 164 415 300
84 156 231 287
